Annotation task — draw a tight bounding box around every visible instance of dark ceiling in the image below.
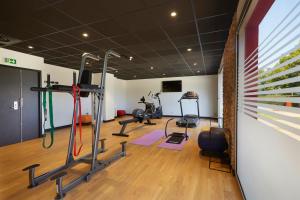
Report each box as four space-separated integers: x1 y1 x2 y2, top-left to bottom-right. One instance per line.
0 0 238 80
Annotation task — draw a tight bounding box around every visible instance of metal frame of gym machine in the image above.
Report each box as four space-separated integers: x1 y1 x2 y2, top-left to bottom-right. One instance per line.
23 50 127 200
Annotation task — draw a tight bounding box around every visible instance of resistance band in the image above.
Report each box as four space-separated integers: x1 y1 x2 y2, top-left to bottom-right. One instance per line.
42 90 55 148
72 85 83 156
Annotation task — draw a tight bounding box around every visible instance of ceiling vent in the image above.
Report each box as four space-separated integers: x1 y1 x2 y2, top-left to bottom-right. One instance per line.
0 34 21 46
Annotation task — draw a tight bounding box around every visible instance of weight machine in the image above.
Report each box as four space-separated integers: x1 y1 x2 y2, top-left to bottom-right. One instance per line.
22 50 127 200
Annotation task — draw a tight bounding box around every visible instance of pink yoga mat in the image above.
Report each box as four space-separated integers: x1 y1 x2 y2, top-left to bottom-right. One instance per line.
131 130 165 146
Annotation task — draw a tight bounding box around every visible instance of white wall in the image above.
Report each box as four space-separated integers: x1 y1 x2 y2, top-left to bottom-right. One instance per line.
114 78 128 115
92 73 126 121
125 75 218 117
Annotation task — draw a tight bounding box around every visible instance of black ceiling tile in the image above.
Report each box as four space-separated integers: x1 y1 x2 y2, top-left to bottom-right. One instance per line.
11 42 48 53
45 32 82 45
126 44 151 53
115 9 157 32
164 22 197 39
100 0 145 18
71 43 99 53
111 34 141 46
10 42 35 51
136 29 167 42
157 49 178 56
202 42 225 51
194 0 238 18
32 51 53 58
4 45 26 53
3 19 57 39
0 20 37 40
132 58 147 64
29 37 61 49
92 39 121 51
138 51 157 58
48 57 69 64
0 0 47 21
112 47 132 55
90 20 128 38
150 0 194 26
178 46 201 54
64 25 105 42
31 45 49 53
0 0 238 79
44 49 68 57
200 30 229 41
54 47 81 55
173 35 198 48
147 40 174 51
33 7 80 30
54 0 108 23
197 15 232 33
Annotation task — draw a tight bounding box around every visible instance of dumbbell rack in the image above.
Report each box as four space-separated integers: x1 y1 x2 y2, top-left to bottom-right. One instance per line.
23 50 127 200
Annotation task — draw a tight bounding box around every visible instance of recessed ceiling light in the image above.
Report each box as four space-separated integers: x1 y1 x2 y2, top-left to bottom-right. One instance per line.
133 75 136 78
187 48 192 52
115 70 118 73
170 11 177 17
86 62 89 65
193 62 197 66
129 56 134 61
162 73 166 76
82 32 89 38
197 70 200 73
150 66 154 70
28 45 34 49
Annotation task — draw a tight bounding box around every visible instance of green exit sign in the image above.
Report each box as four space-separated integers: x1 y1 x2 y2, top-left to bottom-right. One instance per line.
4 57 17 65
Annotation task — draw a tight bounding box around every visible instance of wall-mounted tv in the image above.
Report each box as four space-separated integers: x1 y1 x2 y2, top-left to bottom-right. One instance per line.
162 80 182 92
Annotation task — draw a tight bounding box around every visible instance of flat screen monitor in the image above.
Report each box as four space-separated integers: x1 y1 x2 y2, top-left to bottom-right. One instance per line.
162 80 182 92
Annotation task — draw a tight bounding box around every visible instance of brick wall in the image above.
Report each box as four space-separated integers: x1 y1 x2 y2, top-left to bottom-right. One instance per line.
222 12 237 173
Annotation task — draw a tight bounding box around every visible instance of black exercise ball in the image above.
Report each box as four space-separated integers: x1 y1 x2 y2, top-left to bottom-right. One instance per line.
198 129 228 153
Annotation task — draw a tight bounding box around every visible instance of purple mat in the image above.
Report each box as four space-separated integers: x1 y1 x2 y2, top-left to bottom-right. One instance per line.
158 139 188 151
131 130 164 146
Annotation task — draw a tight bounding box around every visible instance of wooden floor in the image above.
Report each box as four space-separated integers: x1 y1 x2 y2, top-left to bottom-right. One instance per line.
0 117 242 200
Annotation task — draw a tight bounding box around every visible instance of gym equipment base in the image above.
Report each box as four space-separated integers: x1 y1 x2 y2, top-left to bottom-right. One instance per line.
23 141 127 200
166 132 186 144
201 151 231 173
176 117 199 128
113 119 156 137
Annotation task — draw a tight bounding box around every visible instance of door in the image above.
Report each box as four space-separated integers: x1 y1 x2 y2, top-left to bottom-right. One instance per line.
0 66 40 147
21 69 40 141
0 67 21 146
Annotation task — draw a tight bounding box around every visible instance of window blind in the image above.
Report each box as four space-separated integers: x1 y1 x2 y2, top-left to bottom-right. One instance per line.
238 1 300 141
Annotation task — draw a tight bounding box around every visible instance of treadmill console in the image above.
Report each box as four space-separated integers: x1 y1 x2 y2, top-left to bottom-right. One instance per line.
183 91 198 99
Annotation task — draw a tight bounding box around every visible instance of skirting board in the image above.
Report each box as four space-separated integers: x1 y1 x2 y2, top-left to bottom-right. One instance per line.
118 114 218 120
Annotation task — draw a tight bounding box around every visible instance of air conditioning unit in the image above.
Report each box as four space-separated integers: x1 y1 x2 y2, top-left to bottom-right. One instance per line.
0 34 21 46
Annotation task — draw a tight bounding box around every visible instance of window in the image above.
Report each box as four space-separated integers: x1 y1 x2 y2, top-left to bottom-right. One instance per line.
239 0 300 141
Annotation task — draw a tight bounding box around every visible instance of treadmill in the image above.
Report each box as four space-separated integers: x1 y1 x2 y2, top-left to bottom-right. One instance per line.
176 91 200 128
